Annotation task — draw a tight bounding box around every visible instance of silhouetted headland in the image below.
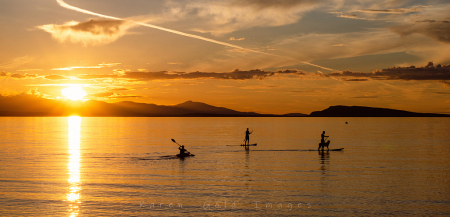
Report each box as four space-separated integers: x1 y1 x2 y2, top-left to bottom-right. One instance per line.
309 105 450 117
0 94 448 117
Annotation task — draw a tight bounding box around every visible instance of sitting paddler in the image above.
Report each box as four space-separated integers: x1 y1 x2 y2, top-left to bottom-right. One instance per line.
179 145 188 155
318 131 330 150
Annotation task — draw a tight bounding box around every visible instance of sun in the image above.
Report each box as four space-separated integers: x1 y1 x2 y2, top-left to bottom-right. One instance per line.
61 86 87 101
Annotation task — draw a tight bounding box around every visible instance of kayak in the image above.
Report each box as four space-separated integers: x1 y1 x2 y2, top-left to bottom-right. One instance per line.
309 148 344 151
176 153 195 158
240 143 257 146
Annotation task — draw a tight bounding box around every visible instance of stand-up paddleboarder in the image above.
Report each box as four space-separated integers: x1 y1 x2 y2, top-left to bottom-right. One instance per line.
319 131 330 150
244 128 252 146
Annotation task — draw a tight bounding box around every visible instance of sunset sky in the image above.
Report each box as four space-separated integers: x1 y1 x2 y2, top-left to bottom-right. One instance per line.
1 0 450 114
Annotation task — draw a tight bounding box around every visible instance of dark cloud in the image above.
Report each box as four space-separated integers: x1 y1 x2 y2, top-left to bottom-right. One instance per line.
354 96 378 99
77 69 306 81
416 20 436 23
391 20 450 43
357 7 423 14
230 0 319 9
434 92 450 95
340 78 368 81
329 62 450 81
288 90 315 93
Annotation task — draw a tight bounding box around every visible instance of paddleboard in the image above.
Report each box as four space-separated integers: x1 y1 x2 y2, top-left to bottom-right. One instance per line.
240 143 257 146
309 148 344 151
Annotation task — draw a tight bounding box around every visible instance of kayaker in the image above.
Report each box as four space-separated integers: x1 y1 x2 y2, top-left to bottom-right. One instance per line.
179 145 187 155
244 128 252 145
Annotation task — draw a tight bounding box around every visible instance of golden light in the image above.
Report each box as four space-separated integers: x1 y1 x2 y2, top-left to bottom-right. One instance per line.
62 86 87 101
67 116 81 216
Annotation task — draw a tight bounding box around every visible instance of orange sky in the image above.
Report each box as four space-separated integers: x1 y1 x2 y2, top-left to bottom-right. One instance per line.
1 0 450 114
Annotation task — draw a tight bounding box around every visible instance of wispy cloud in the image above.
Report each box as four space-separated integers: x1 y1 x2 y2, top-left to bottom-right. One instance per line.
329 62 450 82
170 0 321 35
51 63 120 71
229 37 245 41
38 19 136 45
0 56 33 69
333 13 375 20
88 91 142 99
356 7 424 14
51 0 333 71
230 0 319 9
17 69 43 72
0 72 37 79
391 20 450 44
45 75 68 80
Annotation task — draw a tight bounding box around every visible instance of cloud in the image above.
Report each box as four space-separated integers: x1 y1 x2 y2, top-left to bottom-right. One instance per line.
76 69 306 81
230 0 319 9
166 0 321 35
51 0 332 71
111 88 132 91
124 69 306 80
354 96 378 98
88 91 142 99
38 19 135 45
51 63 121 71
340 78 369 81
27 88 42 96
356 7 424 14
332 13 375 20
272 30 407 62
434 91 450 95
391 20 450 43
229 37 245 41
17 69 43 72
0 56 33 69
0 72 37 79
45 75 68 80
329 62 450 82
89 92 114 98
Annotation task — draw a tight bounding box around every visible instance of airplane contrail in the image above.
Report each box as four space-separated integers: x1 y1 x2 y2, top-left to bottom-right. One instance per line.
56 0 335 71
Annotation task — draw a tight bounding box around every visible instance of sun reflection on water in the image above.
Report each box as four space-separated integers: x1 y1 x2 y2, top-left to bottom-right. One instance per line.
67 116 81 216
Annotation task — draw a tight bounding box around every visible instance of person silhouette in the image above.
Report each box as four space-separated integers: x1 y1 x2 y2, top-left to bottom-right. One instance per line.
319 131 330 150
179 145 187 155
244 128 252 146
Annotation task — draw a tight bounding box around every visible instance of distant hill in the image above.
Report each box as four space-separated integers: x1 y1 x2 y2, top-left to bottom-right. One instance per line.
309 105 450 117
281 113 309 117
0 94 306 117
1 95 447 117
173 101 261 116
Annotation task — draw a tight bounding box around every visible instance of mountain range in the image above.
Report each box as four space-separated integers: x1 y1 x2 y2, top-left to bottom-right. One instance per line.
0 94 448 117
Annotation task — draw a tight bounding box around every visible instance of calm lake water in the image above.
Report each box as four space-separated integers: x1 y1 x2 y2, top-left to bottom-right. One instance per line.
0 117 449 216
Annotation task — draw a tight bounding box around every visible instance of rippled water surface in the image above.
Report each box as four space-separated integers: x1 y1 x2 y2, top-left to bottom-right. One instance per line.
1 117 449 216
